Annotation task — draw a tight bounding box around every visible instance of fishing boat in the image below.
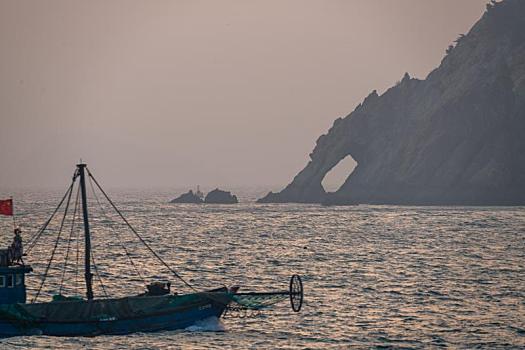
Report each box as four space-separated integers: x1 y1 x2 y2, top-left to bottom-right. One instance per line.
0 163 303 337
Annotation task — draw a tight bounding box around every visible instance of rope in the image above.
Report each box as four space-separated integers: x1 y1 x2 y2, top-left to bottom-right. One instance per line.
26 172 78 255
86 168 197 292
90 245 109 298
32 178 75 303
59 182 80 295
87 175 146 286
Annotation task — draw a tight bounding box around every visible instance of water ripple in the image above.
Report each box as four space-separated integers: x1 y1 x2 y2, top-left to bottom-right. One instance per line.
0 189 523 349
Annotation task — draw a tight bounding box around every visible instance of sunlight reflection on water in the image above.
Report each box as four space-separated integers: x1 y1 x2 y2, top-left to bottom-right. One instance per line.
0 188 524 349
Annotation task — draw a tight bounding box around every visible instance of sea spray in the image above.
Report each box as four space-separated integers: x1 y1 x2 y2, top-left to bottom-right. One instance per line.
185 317 225 332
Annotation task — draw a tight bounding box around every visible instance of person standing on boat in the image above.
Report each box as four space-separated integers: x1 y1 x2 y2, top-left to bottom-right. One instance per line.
10 227 24 264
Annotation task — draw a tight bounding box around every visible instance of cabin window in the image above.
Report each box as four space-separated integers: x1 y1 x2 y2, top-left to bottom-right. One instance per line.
16 274 23 286
0 276 5 288
7 274 14 288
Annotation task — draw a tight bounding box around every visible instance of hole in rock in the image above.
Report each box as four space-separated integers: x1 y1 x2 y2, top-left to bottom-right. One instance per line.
321 155 357 193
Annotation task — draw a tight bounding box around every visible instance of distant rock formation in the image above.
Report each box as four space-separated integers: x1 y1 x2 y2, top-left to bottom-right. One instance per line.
259 0 525 205
170 190 203 204
204 189 238 204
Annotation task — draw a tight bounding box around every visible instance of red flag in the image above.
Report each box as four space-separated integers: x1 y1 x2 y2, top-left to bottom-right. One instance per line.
0 199 13 216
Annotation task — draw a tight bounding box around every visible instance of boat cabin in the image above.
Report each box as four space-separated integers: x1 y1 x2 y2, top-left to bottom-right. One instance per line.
0 249 32 304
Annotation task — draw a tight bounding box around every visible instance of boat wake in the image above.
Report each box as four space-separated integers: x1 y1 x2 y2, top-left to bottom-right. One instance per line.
185 317 225 332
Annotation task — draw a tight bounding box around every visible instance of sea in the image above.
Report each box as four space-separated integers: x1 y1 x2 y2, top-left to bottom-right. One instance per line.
0 187 523 349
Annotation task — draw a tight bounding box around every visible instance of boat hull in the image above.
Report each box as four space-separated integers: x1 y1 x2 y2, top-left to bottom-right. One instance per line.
0 290 231 337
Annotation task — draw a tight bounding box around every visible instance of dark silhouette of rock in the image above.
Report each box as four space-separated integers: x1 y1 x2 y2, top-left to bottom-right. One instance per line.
259 0 525 205
204 189 238 204
170 190 203 204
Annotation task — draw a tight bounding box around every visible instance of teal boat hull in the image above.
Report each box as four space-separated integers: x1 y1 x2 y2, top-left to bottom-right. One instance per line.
0 289 232 337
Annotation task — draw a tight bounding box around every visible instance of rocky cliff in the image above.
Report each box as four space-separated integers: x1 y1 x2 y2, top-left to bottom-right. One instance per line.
259 0 525 205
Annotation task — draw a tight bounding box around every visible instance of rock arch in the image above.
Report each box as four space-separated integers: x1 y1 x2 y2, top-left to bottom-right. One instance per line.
321 155 357 193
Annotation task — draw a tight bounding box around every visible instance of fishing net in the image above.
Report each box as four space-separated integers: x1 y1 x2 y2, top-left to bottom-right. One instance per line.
230 294 286 310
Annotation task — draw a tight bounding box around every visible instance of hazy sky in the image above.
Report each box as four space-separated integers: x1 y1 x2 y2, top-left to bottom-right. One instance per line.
0 0 488 189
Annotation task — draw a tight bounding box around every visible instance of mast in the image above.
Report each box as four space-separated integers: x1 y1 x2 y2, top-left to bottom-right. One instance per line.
77 163 94 300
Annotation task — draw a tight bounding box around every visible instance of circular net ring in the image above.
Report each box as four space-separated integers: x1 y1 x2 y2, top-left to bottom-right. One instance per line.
289 274 303 312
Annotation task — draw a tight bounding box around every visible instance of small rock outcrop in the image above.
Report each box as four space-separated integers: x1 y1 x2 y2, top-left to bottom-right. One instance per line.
258 0 525 205
170 190 204 204
204 189 238 204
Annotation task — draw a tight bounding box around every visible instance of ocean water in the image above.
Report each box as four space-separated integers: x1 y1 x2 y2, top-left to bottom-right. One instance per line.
0 187 524 349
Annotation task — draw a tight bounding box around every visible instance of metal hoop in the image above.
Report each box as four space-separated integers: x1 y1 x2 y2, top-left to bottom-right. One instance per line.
289 274 303 312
